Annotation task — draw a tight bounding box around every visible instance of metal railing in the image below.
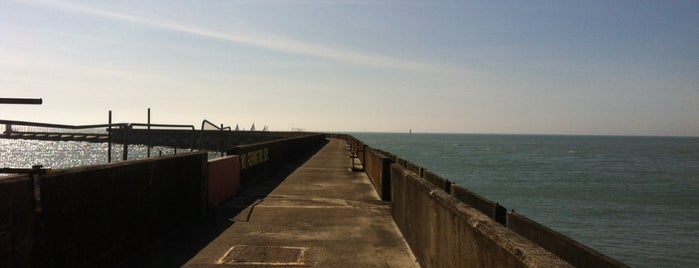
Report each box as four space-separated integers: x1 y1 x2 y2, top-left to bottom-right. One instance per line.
0 118 199 169
1 115 277 174
201 119 231 131
1 119 121 135
201 119 233 156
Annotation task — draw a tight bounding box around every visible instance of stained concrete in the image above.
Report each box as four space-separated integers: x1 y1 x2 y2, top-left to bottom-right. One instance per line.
122 138 418 267
187 138 418 267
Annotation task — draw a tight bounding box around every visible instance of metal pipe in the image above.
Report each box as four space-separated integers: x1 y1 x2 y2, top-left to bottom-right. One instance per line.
0 167 32 174
129 123 194 130
0 98 42 105
0 119 127 130
0 119 192 131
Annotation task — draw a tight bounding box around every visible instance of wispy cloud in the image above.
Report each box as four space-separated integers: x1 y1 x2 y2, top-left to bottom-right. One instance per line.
16 0 462 73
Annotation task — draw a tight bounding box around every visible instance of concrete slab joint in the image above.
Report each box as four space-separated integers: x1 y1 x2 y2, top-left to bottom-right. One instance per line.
217 245 309 266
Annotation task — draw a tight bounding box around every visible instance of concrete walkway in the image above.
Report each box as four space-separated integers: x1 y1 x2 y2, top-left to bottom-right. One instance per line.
123 138 418 267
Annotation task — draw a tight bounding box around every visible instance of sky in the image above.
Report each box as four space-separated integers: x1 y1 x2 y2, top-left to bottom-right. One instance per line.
1 0 698 136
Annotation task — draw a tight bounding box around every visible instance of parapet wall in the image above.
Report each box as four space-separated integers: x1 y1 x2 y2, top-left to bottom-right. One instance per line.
110 128 314 151
0 152 208 267
363 147 392 201
0 175 34 268
391 164 571 267
2 134 329 267
343 134 629 268
38 152 208 267
508 211 630 268
228 133 327 185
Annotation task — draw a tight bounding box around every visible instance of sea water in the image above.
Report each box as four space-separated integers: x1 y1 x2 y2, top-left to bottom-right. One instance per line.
2 134 698 267
0 139 187 170
350 133 699 268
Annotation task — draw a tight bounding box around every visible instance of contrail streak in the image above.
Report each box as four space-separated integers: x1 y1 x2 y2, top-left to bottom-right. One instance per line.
17 0 461 73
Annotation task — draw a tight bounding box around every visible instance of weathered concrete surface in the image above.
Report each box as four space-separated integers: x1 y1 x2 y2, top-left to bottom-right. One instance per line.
185 139 417 267
36 152 208 267
184 138 418 267
508 211 630 268
0 175 34 268
391 164 572 268
121 138 418 267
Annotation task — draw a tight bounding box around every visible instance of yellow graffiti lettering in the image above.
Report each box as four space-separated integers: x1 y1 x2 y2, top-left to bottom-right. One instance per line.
240 148 269 170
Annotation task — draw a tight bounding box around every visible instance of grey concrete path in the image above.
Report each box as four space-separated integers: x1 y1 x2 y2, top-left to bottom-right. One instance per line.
124 138 418 267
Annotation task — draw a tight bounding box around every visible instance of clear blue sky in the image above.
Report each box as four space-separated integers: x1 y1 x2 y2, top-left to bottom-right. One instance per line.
2 0 698 136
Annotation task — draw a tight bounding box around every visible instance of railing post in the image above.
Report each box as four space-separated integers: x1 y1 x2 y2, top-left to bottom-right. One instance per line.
191 126 196 152
31 165 46 213
147 108 151 157
108 111 112 163
122 124 129 161
221 123 224 157
198 121 204 151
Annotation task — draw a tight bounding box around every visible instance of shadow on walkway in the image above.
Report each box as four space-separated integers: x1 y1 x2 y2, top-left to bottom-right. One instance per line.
117 140 328 267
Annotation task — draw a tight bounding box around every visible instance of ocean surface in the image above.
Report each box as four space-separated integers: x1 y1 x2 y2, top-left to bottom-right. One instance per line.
350 133 699 268
0 139 186 170
2 134 698 267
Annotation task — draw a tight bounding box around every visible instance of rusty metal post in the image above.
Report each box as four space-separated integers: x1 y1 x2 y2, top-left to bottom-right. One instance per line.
147 108 151 157
221 123 225 157
122 124 129 161
31 165 45 213
108 111 112 163
191 127 196 152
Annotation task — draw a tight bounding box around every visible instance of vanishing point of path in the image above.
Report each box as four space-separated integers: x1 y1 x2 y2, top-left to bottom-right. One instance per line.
122 138 419 267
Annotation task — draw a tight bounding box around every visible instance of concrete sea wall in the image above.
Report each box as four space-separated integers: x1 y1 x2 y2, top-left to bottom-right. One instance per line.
363 147 392 201
1 152 208 267
391 164 570 267
38 152 207 267
508 211 629 268
227 133 327 185
0 175 34 267
1 133 326 267
337 134 629 268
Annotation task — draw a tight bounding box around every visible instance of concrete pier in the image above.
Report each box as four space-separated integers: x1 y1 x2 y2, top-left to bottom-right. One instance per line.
122 138 419 267
2 135 624 267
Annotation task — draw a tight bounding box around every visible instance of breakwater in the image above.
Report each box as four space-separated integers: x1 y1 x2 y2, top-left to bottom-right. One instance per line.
1 132 630 267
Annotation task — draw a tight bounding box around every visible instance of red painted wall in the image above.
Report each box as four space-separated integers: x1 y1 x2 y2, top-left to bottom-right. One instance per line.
207 155 241 208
